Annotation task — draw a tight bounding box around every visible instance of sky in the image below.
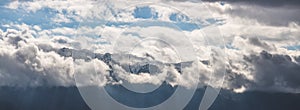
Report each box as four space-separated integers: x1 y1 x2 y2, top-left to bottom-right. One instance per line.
0 0 300 109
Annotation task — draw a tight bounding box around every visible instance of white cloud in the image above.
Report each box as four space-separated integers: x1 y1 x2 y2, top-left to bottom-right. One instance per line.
5 1 19 9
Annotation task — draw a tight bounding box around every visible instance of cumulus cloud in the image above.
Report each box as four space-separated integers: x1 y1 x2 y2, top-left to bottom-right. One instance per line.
0 27 215 89
0 28 75 87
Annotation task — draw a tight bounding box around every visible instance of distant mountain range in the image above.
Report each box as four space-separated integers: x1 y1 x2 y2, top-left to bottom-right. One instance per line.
0 86 300 110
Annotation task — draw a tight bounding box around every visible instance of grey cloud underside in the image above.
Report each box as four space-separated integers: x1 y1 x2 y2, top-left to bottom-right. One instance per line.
222 5 300 26
246 37 276 51
169 0 300 26
172 0 300 7
57 47 300 93
227 50 300 92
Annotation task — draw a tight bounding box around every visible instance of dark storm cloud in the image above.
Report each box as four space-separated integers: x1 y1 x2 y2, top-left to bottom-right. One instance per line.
227 50 300 93
171 0 300 7
247 37 276 51
246 51 300 89
210 0 300 7
223 4 300 26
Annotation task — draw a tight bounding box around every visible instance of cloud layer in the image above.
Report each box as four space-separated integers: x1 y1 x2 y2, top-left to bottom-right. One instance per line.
0 0 299 94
